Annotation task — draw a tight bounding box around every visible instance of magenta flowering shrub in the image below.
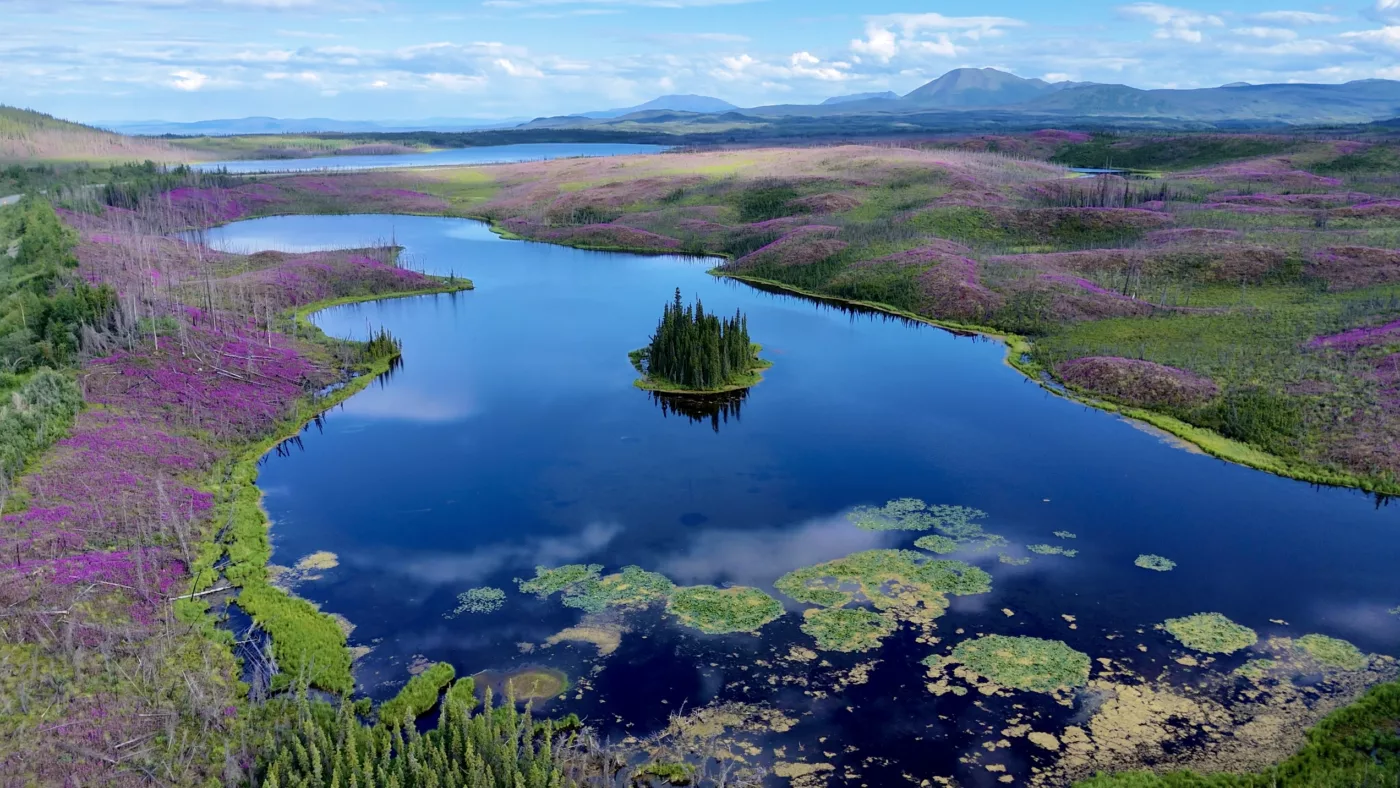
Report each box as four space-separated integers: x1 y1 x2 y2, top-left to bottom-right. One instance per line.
161 175 449 226
219 250 436 308
1308 247 1400 290
729 225 847 269
1209 191 1371 209
1307 319 1400 352
788 192 863 214
1332 200 1400 220
916 255 1004 322
1057 356 1220 408
527 223 682 250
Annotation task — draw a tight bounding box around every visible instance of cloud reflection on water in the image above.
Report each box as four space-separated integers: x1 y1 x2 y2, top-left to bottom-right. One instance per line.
656 513 897 589
354 522 623 586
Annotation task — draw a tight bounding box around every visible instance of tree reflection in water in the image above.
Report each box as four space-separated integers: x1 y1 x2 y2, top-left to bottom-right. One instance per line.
649 389 747 432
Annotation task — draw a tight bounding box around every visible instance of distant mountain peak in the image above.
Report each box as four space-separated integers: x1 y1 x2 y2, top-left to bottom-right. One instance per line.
901 67 1060 107
581 94 738 119
821 91 898 105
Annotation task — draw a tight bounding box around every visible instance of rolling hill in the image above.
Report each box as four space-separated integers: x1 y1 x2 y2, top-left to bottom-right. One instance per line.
0 106 208 162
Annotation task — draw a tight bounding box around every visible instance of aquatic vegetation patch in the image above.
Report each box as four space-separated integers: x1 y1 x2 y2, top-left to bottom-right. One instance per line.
1135 554 1176 572
1029 544 1079 557
999 553 1031 566
1235 658 1278 680
503 667 569 701
1054 531 1077 539
913 534 959 554
666 585 784 634
445 587 506 617
937 635 1092 694
1296 634 1368 671
800 607 898 653
518 564 673 613
1164 613 1258 654
775 549 991 626
545 621 625 656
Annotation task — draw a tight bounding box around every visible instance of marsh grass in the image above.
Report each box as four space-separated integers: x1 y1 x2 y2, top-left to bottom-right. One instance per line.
799 607 898 653
1028 544 1079 557
665 585 784 634
938 635 1092 694
518 564 674 612
1134 554 1176 572
1296 634 1369 671
1164 613 1258 654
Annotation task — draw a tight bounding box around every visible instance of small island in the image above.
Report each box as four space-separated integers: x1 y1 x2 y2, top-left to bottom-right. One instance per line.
630 288 771 393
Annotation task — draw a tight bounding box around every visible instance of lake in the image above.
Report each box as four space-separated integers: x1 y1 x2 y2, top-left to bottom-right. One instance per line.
207 214 1400 786
195 142 670 174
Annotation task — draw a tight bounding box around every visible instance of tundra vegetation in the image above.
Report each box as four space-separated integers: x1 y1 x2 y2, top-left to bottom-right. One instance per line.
4 129 1400 785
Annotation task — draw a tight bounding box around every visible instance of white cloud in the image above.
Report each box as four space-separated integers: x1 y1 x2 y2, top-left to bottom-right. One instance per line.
850 12 1025 63
482 0 757 7
1341 25 1400 50
1231 26 1298 40
169 68 206 90
1119 3 1223 43
494 58 544 77
1250 10 1342 25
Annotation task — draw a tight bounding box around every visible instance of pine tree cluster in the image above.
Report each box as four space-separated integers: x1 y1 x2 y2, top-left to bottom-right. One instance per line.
642 288 756 391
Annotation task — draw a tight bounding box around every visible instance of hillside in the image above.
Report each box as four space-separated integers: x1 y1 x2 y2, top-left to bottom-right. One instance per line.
0 106 211 163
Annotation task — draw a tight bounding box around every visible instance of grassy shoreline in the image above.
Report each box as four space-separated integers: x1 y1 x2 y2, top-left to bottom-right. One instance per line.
185 278 475 697
716 270 1396 495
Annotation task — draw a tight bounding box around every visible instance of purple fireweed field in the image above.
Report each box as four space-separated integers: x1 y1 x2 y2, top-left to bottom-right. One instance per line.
0 189 464 783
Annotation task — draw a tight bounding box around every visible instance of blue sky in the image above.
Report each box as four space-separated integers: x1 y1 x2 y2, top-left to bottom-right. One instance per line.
3 0 1400 122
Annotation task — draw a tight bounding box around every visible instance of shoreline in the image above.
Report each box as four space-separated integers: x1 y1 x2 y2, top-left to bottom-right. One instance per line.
713 270 1396 496
187 278 475 696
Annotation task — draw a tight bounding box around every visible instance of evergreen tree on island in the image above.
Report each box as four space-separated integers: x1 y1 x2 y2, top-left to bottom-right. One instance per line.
631 289 769 392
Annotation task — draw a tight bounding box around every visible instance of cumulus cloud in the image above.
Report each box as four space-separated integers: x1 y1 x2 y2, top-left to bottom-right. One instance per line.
1341 25 1400 50
169 69 206 90
1231 26 1299 40
1119 3 1223 43
850 12 1024 63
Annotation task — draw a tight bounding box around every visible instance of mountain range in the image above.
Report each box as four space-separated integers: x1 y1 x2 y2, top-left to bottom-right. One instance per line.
100 68 1400 138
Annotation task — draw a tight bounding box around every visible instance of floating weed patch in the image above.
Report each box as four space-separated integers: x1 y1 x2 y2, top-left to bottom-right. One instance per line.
295 551 339 571
1135 554 1176 572
847 497 989 536
775 549 991 627
1390 606 1399 616
913 534 959 554
666 585 784 634
491 667 569 701
1054 531 1077 539
936 635 1092 694
999 553 1031 566
518 564 673 613
1296 634 1369 670
1164 613 1258 654
1235 658 1278 680
545 620 625 656
800 607 897 653
518 564 601 597
445 587 506 617
1029 544 1079 557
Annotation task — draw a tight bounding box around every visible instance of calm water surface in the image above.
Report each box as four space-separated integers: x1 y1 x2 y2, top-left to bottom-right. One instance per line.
207 214 1400 785
195 143 668 174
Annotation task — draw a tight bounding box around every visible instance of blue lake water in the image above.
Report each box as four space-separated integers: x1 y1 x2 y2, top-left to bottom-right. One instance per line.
195 142 669 174
207 214 1400 785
